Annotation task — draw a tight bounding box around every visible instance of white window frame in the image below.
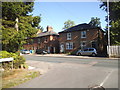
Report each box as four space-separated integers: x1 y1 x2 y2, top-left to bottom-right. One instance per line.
81 31 86 38
67 33 71 40
66 42 73 50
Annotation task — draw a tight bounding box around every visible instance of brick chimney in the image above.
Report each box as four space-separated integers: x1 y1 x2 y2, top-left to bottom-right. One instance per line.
47 26 53 32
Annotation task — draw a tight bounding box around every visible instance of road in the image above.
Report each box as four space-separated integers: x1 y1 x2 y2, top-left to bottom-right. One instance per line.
14 55 119 89
24 55 118 68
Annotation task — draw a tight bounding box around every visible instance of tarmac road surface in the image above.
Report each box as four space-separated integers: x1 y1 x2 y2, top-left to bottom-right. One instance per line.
14 55 119 88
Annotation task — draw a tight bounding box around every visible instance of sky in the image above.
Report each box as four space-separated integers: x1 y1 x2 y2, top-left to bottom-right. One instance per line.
32 1 107 33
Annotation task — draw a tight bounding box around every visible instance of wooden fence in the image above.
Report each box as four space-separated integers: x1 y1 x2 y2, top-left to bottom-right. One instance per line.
107 46 120 58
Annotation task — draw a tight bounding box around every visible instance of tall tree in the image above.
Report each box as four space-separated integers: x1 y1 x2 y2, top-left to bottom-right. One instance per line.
63 20 75 30
89 17 101 27
2 2 41 52
2 2 34 20
37 26 44 32
100 1 120 45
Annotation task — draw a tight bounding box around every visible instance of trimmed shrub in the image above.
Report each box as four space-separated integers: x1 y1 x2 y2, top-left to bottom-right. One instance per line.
0 51 26 70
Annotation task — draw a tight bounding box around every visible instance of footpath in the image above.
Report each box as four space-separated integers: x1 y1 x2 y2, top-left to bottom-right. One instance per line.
29 54 118 60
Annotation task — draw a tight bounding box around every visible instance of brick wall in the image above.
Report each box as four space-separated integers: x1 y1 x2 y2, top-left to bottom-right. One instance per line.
59 29 105 54
23 35 59 53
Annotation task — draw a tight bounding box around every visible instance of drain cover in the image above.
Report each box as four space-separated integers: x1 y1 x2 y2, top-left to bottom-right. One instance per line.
89 85 105 90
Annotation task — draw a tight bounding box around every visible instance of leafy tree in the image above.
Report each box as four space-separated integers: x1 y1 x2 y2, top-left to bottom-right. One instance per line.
89 17 101 27
100 1 120 45
37 25 44 32
63 20 75 30
2 2 41 52
2 2 34 20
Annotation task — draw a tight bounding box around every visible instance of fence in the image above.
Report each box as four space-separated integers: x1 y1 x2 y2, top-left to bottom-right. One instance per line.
107 46 120 58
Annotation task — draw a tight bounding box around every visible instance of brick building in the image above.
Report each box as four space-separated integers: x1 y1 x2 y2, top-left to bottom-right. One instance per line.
59 23 106 54
23 26 59 53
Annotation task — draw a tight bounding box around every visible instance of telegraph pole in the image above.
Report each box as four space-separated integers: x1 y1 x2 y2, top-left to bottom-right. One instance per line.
107 0 110 57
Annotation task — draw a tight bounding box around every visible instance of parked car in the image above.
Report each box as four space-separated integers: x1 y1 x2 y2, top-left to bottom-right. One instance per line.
76 48 97 56
36 49 47 54
21 50 30 54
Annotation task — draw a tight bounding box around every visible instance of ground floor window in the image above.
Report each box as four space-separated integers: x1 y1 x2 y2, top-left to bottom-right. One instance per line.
66 42 73 50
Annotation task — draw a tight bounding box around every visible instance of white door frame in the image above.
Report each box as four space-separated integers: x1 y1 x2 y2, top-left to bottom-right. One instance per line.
60 44 64 53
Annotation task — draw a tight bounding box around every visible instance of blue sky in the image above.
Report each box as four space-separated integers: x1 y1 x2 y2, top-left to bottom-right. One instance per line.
32 2 107 33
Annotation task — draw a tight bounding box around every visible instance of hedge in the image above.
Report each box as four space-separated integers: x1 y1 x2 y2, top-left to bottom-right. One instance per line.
0 51 26 70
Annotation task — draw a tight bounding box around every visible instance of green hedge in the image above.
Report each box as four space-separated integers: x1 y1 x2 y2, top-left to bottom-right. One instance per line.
0 51 26 70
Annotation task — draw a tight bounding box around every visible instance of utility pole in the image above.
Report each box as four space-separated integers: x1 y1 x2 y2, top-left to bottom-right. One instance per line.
107 0 110 57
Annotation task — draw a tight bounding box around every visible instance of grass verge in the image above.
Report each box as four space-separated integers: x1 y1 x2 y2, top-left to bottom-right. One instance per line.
2 69 40 88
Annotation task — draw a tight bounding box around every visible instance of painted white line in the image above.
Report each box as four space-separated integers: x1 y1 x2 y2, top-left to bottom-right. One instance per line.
100 70 114 86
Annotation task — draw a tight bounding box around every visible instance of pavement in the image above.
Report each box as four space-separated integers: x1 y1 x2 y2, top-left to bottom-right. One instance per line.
28 53 119 60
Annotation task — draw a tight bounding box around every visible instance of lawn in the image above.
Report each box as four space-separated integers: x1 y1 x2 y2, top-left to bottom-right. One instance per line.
2 69 40 88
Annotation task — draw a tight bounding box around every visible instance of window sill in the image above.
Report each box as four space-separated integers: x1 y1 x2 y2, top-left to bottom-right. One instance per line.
67 39 72 40
81 37 86 38
66 49 73 50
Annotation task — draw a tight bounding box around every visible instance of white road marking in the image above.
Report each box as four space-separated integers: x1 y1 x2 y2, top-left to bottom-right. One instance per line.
100 70 114 86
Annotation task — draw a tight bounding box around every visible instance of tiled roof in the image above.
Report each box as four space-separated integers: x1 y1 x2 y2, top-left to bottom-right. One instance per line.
37 30 59 37
59 23 100 33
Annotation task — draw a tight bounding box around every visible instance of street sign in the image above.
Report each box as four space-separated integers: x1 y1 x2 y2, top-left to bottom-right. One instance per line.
0 57 14 62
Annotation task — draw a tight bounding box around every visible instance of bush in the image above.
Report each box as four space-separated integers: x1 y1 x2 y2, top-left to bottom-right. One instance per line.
13 55 25 69
0 51 11 59
0 51 26 70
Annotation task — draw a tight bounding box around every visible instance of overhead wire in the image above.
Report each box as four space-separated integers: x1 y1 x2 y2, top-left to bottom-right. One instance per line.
39 3 61 32
56 2 81 23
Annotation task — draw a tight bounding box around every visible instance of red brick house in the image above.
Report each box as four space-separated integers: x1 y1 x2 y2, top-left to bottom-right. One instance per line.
59 23 106 54
23 26 59 53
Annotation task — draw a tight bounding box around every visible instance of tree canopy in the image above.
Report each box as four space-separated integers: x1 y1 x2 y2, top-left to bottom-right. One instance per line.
100 1 120 45
2 2 41 52
89 17 101 27
63 20 75 30
2 2 34 20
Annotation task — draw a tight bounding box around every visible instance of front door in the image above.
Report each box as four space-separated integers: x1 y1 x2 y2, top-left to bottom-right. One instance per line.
50 47 54 53
48 47 50 53
60 44 64 53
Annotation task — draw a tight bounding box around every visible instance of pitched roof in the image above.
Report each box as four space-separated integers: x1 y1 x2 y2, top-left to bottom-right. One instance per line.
59 23 100 33
37 30 59 37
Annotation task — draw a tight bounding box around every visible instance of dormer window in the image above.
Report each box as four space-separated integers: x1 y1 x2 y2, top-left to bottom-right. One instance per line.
67 33 71 40
81 31 86 38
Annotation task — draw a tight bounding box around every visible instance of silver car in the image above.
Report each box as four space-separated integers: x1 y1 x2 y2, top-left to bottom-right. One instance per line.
76 48 97 56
